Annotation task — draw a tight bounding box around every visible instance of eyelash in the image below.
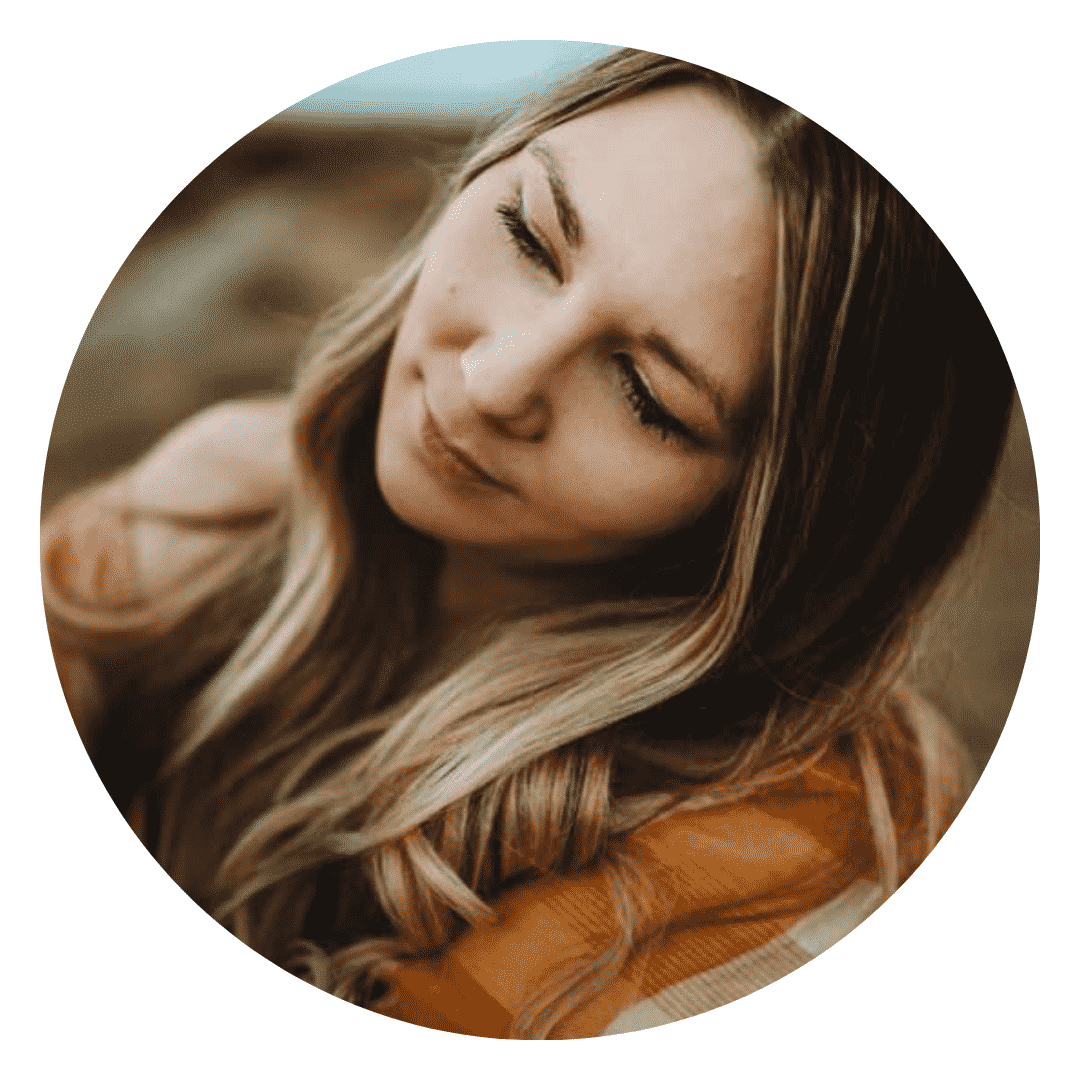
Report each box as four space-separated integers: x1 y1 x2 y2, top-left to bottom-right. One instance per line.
495 194 692 446
496 196 561 280
614 355 692 443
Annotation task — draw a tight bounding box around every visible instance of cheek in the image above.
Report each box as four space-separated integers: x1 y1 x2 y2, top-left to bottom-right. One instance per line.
547 441 733 542
404 238 497 349
423 183 508 280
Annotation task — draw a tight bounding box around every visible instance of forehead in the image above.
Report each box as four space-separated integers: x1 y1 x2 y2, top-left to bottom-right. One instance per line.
536 85 776 403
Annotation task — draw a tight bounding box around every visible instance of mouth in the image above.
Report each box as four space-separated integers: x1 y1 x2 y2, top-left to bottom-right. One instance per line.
421 407 515 494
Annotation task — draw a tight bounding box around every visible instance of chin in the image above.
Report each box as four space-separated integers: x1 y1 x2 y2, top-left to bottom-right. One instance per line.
374 446 472 545
375 442 431 534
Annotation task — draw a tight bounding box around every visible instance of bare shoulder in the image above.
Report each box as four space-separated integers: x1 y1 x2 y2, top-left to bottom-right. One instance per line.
43 398 291 614
43 399 291 742
125 397 293 517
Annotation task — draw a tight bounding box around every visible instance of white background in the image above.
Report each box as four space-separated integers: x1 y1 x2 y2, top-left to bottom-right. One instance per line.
5 2 1076 1076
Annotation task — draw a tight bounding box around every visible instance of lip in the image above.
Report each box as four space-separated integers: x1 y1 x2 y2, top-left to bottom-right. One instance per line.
420 407 515 494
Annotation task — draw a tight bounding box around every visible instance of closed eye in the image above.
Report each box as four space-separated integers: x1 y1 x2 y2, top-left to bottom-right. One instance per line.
496 190 562 282
614 354 698 445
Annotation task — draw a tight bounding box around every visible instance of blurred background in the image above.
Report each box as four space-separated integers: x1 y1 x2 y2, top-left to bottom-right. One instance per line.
41 41 1038 778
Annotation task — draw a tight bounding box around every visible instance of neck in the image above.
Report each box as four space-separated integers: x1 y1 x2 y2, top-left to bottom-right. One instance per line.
433 543 617 632
437 545 555 620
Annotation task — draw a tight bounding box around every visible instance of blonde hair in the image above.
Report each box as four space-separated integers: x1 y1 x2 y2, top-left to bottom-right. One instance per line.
49 50 1012 1038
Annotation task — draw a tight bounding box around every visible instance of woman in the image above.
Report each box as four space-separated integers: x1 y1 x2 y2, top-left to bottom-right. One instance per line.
42 49 1015 1038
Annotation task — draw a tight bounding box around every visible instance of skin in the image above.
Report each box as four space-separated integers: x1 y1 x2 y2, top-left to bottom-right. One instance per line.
374 85 777 619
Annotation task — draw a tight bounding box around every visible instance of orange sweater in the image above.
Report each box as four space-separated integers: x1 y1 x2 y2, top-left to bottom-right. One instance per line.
41 401 926 1039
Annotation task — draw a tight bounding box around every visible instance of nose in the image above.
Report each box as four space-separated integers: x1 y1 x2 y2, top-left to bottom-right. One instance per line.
459 331 558 442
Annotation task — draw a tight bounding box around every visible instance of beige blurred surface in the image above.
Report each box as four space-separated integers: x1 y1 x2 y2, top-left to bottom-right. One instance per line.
42 114 1039 778
44 118 470 508
913 406 1039 773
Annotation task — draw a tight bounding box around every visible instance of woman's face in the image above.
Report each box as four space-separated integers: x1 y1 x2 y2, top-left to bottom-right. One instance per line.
376 84 776 568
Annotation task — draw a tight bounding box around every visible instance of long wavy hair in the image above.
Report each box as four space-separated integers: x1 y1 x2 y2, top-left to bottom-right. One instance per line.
48 49 1014 1037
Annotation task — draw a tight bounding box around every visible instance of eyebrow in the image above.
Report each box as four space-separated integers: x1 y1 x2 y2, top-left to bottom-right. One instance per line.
528 141 583 249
